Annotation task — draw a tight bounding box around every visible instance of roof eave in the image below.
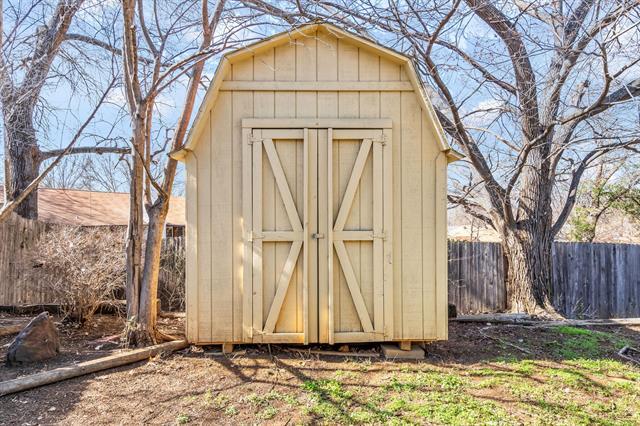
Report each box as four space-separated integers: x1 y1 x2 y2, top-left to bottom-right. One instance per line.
445 148 465 163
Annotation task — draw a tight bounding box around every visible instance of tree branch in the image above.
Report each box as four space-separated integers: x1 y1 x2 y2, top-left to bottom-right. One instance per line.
17 0 84 101
0 77 115 223
39 146 130 161
465 0 542 141
513 0 557 26
448 195 496 229
65 33 156 65
552 139 640 235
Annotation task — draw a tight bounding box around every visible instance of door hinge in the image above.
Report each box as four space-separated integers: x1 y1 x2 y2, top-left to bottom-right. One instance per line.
372 232 386 240
249 136 263 145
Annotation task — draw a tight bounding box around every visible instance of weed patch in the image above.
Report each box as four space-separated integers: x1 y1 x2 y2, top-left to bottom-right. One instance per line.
550 326 631 359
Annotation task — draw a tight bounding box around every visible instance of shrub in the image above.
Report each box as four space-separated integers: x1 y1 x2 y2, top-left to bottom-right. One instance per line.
158 237 185 311
32 226 126 324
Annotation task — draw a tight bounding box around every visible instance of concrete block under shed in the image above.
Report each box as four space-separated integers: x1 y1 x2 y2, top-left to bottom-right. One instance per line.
381 343 425 360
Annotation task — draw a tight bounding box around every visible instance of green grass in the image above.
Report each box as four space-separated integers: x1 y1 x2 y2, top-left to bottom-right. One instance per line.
224 405 238 416
295 355 640 425
175 414 190 424
550 326 632 359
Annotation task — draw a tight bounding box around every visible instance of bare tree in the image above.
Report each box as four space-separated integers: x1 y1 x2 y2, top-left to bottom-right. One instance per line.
242 0 640 315
0 0 129 220
567 155 640 242
119 0 252 345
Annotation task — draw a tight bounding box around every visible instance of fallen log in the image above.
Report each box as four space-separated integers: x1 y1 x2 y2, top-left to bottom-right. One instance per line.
0 339 189 397
618 346 640 366
453 314 640 327
0 304 61 315
452 314 537 325
531 319 640 328
0 323 28 338
158 311 186 319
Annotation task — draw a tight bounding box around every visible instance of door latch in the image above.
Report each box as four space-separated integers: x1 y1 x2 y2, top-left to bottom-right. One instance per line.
312 233 325 239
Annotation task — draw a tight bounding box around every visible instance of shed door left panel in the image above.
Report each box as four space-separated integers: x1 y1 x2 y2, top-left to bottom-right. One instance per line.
244 128 317 344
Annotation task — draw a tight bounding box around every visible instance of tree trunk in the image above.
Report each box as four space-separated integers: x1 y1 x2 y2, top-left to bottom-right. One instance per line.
501 227 558 316
124 113 147 346
139 197 170 333
2 105 41 219
498 139 562 317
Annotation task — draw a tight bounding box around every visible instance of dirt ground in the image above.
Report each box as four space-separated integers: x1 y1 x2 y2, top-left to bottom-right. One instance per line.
1 314 639 425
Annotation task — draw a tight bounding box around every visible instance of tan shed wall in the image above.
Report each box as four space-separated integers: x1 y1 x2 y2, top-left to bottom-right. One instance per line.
186 29 447 343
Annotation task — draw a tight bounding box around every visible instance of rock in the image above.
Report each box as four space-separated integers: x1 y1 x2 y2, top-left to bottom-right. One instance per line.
6 312 60 365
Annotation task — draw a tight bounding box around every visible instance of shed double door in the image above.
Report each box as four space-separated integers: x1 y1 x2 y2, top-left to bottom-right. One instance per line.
243 123 392 344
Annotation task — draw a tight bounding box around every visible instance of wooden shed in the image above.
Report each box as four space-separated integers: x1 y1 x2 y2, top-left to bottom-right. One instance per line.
172 23 461 347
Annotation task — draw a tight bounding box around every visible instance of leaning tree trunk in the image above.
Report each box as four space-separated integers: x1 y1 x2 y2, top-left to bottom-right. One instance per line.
2 104 41 219
139 195 171 336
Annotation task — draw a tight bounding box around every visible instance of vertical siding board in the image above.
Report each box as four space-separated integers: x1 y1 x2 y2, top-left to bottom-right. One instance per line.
338 39 359 119
317 29 339 121
380 88 402 339
296 31 317 119
254 48 275 81
421 112 437 339
196 110 212 342
379 51 403 340
230 57 254 341
210 90 234 342
185 153 199 341
231 90 253 341
400 90 423 340
434 152 448 339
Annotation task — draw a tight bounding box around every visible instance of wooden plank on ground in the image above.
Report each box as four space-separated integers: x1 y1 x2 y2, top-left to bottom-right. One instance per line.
0 340 189 397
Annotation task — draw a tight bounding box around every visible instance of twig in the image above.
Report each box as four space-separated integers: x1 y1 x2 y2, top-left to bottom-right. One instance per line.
287 348 380 358
618 346 640 365
479 328 532 355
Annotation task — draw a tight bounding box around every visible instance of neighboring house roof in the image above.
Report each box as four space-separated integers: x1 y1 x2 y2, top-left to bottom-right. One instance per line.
0 186 185 226
171 22 463 163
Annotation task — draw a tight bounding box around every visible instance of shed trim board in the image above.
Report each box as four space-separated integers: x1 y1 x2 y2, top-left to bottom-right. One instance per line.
221 81 414 91
243 118 392 129
171 23 456 161
181 22 456 345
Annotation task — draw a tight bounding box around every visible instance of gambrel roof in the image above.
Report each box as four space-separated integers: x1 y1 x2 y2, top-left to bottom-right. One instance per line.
173 22 462 162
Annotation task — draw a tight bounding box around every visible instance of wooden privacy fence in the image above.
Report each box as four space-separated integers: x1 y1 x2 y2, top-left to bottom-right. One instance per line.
449 240 640 318
0 215 47 305
2 217 639 319
0 215 185 308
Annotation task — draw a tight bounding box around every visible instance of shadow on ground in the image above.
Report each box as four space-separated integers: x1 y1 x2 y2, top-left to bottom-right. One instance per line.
1 319 639 425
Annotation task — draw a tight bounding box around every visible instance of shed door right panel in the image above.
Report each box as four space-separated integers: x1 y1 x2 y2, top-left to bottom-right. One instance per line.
321 128 393 344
